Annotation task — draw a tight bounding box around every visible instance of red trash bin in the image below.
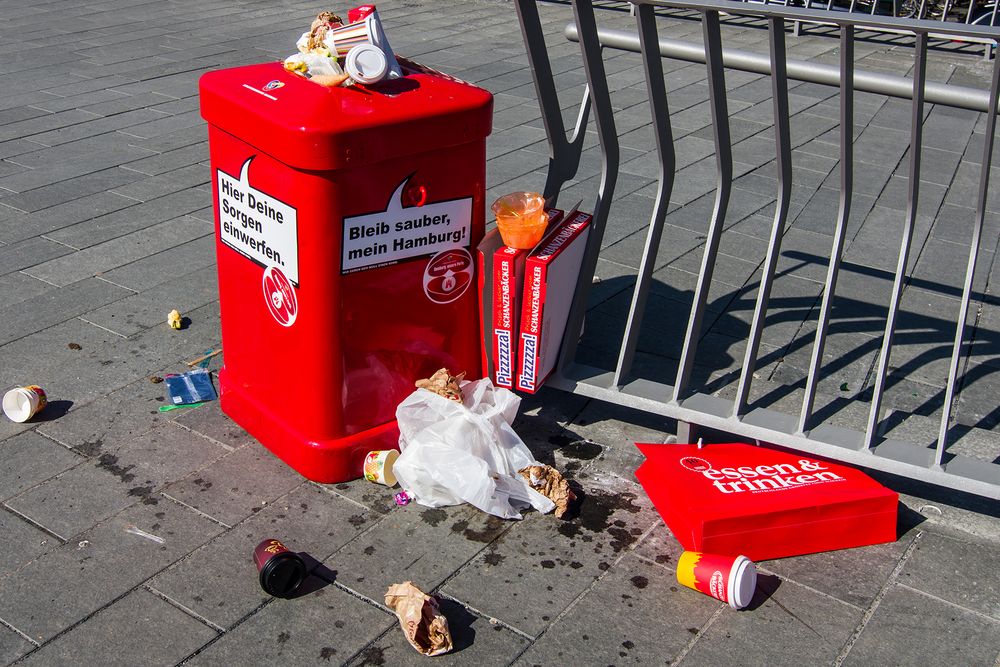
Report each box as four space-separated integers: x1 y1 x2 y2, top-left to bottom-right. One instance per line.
199 61 492 483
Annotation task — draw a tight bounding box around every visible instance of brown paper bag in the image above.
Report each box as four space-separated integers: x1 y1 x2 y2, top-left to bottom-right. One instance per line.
384 581 453 656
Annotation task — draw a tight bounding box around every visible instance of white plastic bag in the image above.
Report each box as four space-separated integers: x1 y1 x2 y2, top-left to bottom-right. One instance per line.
393 378 555 520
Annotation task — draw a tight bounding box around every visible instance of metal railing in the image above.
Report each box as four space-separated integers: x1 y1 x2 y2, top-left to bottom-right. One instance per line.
513 0 1000 499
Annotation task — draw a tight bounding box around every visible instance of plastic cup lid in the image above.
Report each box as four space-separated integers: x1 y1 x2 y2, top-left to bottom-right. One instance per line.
345 43 387 84
727 555 757 610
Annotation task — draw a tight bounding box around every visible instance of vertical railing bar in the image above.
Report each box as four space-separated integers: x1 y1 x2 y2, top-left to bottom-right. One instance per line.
733 16 793 418
863 31 928 451
934 49 1000 467
799 25 855 434
941 0 954 22
555 0 620 374
613 3 677 387
513 0 589 204
672 9 733 403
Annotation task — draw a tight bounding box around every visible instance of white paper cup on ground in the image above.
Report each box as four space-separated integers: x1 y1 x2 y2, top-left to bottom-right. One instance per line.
3 385 48 422
345 43 388 84
363 449 399 486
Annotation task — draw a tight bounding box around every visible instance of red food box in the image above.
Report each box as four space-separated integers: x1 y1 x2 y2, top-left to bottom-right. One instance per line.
477 209 563 387
516 210 592 393
635 442 899 561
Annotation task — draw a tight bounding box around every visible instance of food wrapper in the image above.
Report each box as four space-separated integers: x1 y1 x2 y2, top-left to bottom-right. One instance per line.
384 582 453 656
519 464 576 518
415 368 465 402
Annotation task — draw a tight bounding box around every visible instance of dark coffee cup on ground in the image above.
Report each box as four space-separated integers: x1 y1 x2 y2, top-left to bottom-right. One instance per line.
254 538 307 597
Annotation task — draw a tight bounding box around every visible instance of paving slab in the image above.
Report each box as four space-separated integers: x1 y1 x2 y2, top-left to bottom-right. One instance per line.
15 588 218 667
349 596 532 667
5 422 227 540
513 553 720 666
0 624 34 667
162 442 305 528
0 497 222 643
443 471 660 637
149 483 374 629
0 430 83 503
679 576 863 667
184 584 393 666
326 501 511 604
841 584 1000 667
0 506 59 579
896 531 1000 620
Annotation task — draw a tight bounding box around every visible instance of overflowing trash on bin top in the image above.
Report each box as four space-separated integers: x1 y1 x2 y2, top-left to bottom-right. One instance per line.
283 5 403 87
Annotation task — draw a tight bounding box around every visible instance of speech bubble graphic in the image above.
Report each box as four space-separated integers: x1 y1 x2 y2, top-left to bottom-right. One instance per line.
217 157 299 285
341 176 472 274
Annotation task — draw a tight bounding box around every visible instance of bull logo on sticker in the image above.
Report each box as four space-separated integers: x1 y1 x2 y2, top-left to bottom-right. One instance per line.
262 266 298 327
423 249 472 304
263 79 284 91
680 456 712 472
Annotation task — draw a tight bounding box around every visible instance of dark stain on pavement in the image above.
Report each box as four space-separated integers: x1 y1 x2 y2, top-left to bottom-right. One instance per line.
320 647 336 661
562 440 602 460
452 515 506 543
484 552 505 566
630 575 648 589
77 439 102 457
98 454 135 484
421 508 447 526
357 647 386 666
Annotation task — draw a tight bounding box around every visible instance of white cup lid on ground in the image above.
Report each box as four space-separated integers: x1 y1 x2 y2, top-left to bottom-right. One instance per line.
727 555 758 610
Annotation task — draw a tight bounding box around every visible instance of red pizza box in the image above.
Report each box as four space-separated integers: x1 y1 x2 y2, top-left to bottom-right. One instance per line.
635 442 899 561
516 210 592 393
477 208 563 387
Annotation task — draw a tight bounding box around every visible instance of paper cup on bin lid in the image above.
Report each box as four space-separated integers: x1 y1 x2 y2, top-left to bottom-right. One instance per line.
3 385 47 423
363 449 399 486
345 43 388 84
677 551 756 610
254 539 307 598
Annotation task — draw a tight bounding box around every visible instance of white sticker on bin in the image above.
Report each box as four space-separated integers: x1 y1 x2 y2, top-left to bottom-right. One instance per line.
341 176 471 273
217 157 299 285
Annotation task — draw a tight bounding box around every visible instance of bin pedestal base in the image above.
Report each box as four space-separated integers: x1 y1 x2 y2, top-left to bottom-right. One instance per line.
219 367 400 483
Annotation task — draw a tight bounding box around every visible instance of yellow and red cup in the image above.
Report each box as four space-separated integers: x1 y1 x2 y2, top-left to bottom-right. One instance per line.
677 551 757 610
2 385 47 423
363 449 399 486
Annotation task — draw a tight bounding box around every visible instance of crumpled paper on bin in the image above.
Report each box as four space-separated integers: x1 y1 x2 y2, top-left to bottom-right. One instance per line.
384 581 453 656
519 464 576 519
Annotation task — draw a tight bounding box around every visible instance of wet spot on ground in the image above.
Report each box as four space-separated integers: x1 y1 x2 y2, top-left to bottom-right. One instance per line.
421 508 447 527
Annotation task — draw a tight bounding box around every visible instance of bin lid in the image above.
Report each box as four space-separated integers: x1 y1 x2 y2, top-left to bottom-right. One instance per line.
199 59 493 171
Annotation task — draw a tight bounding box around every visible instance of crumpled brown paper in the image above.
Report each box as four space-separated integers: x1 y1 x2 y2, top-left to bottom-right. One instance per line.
415 368 465 402
384 581 453 656
519 464 576 518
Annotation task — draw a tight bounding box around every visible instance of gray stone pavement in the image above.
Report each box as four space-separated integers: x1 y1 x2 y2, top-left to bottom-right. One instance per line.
0 0 999 665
